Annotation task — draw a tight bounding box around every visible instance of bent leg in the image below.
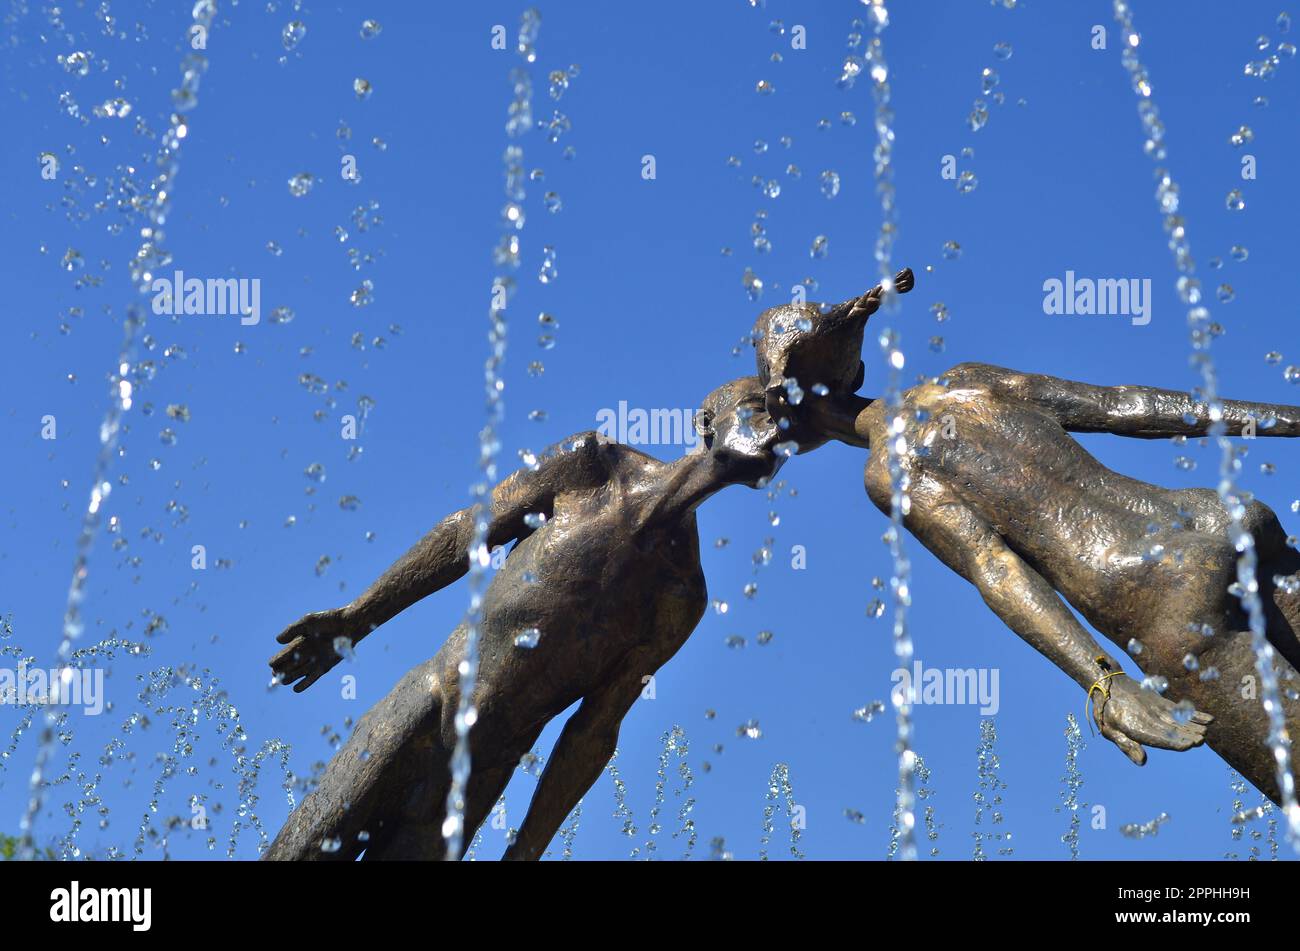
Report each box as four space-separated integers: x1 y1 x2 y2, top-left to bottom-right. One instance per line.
503 663 645 861
1133 530 1300 806
359 758 524 860
355 638 548 860
1175 628 1300 806
262 657 446 861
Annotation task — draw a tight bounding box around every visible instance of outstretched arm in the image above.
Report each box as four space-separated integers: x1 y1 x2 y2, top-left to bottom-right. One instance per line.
904 473 1211 764
270 432 609 691
501 663 646 860
950 362 1300 439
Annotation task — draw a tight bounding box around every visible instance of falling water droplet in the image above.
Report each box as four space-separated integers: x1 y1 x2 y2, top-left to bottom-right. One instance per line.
349 280 374 307
1140 675 1169 694
548 70 570 100
287 172 314 197
538 246 558 284
281 21 307 51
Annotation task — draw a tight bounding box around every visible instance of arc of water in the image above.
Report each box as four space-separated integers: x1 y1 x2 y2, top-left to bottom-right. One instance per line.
914 753 939 857
442 8 542 861
19 0 218 860
859 0 919 863
1111 0 1300 846
972 718 1012 859
559 800 582 860
1060 714 1085 860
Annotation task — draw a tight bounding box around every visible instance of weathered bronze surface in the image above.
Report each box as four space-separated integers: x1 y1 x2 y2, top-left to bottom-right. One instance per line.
264 376 786 860
754 268 1300 804
266 267 1299 862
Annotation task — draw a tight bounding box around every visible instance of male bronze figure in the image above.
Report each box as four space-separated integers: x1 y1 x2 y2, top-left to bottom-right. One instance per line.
264 376 793 860
754 271 1300 803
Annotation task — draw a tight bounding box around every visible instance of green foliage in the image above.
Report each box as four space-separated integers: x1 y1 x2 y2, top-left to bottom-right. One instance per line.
0 833 55 861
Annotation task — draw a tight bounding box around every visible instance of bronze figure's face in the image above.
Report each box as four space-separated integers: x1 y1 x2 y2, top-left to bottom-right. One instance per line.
694 376 787 487
752 268 914 453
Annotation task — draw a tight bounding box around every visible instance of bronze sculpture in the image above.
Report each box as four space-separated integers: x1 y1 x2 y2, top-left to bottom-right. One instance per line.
264 376 793 860
264 265 1297 860
754 269 1300 804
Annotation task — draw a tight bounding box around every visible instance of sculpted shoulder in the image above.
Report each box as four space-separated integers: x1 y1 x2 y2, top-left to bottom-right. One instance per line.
544 429 667 484
937 362 1011 386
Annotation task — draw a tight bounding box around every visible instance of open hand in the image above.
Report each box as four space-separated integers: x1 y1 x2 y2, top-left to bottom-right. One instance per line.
269 606 366 693
1093 674 1212 765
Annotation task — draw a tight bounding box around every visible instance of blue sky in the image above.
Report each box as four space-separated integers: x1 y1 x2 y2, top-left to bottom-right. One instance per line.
2 0 1298 860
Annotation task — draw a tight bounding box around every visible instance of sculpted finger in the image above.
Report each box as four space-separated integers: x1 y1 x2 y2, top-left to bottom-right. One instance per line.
1139 723 1202 751
269 638 305 667
848 290 882 320
293 668 327 694
1101 722 1147 766
272 648 320 685
276 616 314 645
1172 719 1209 750
1135 708 1210 751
